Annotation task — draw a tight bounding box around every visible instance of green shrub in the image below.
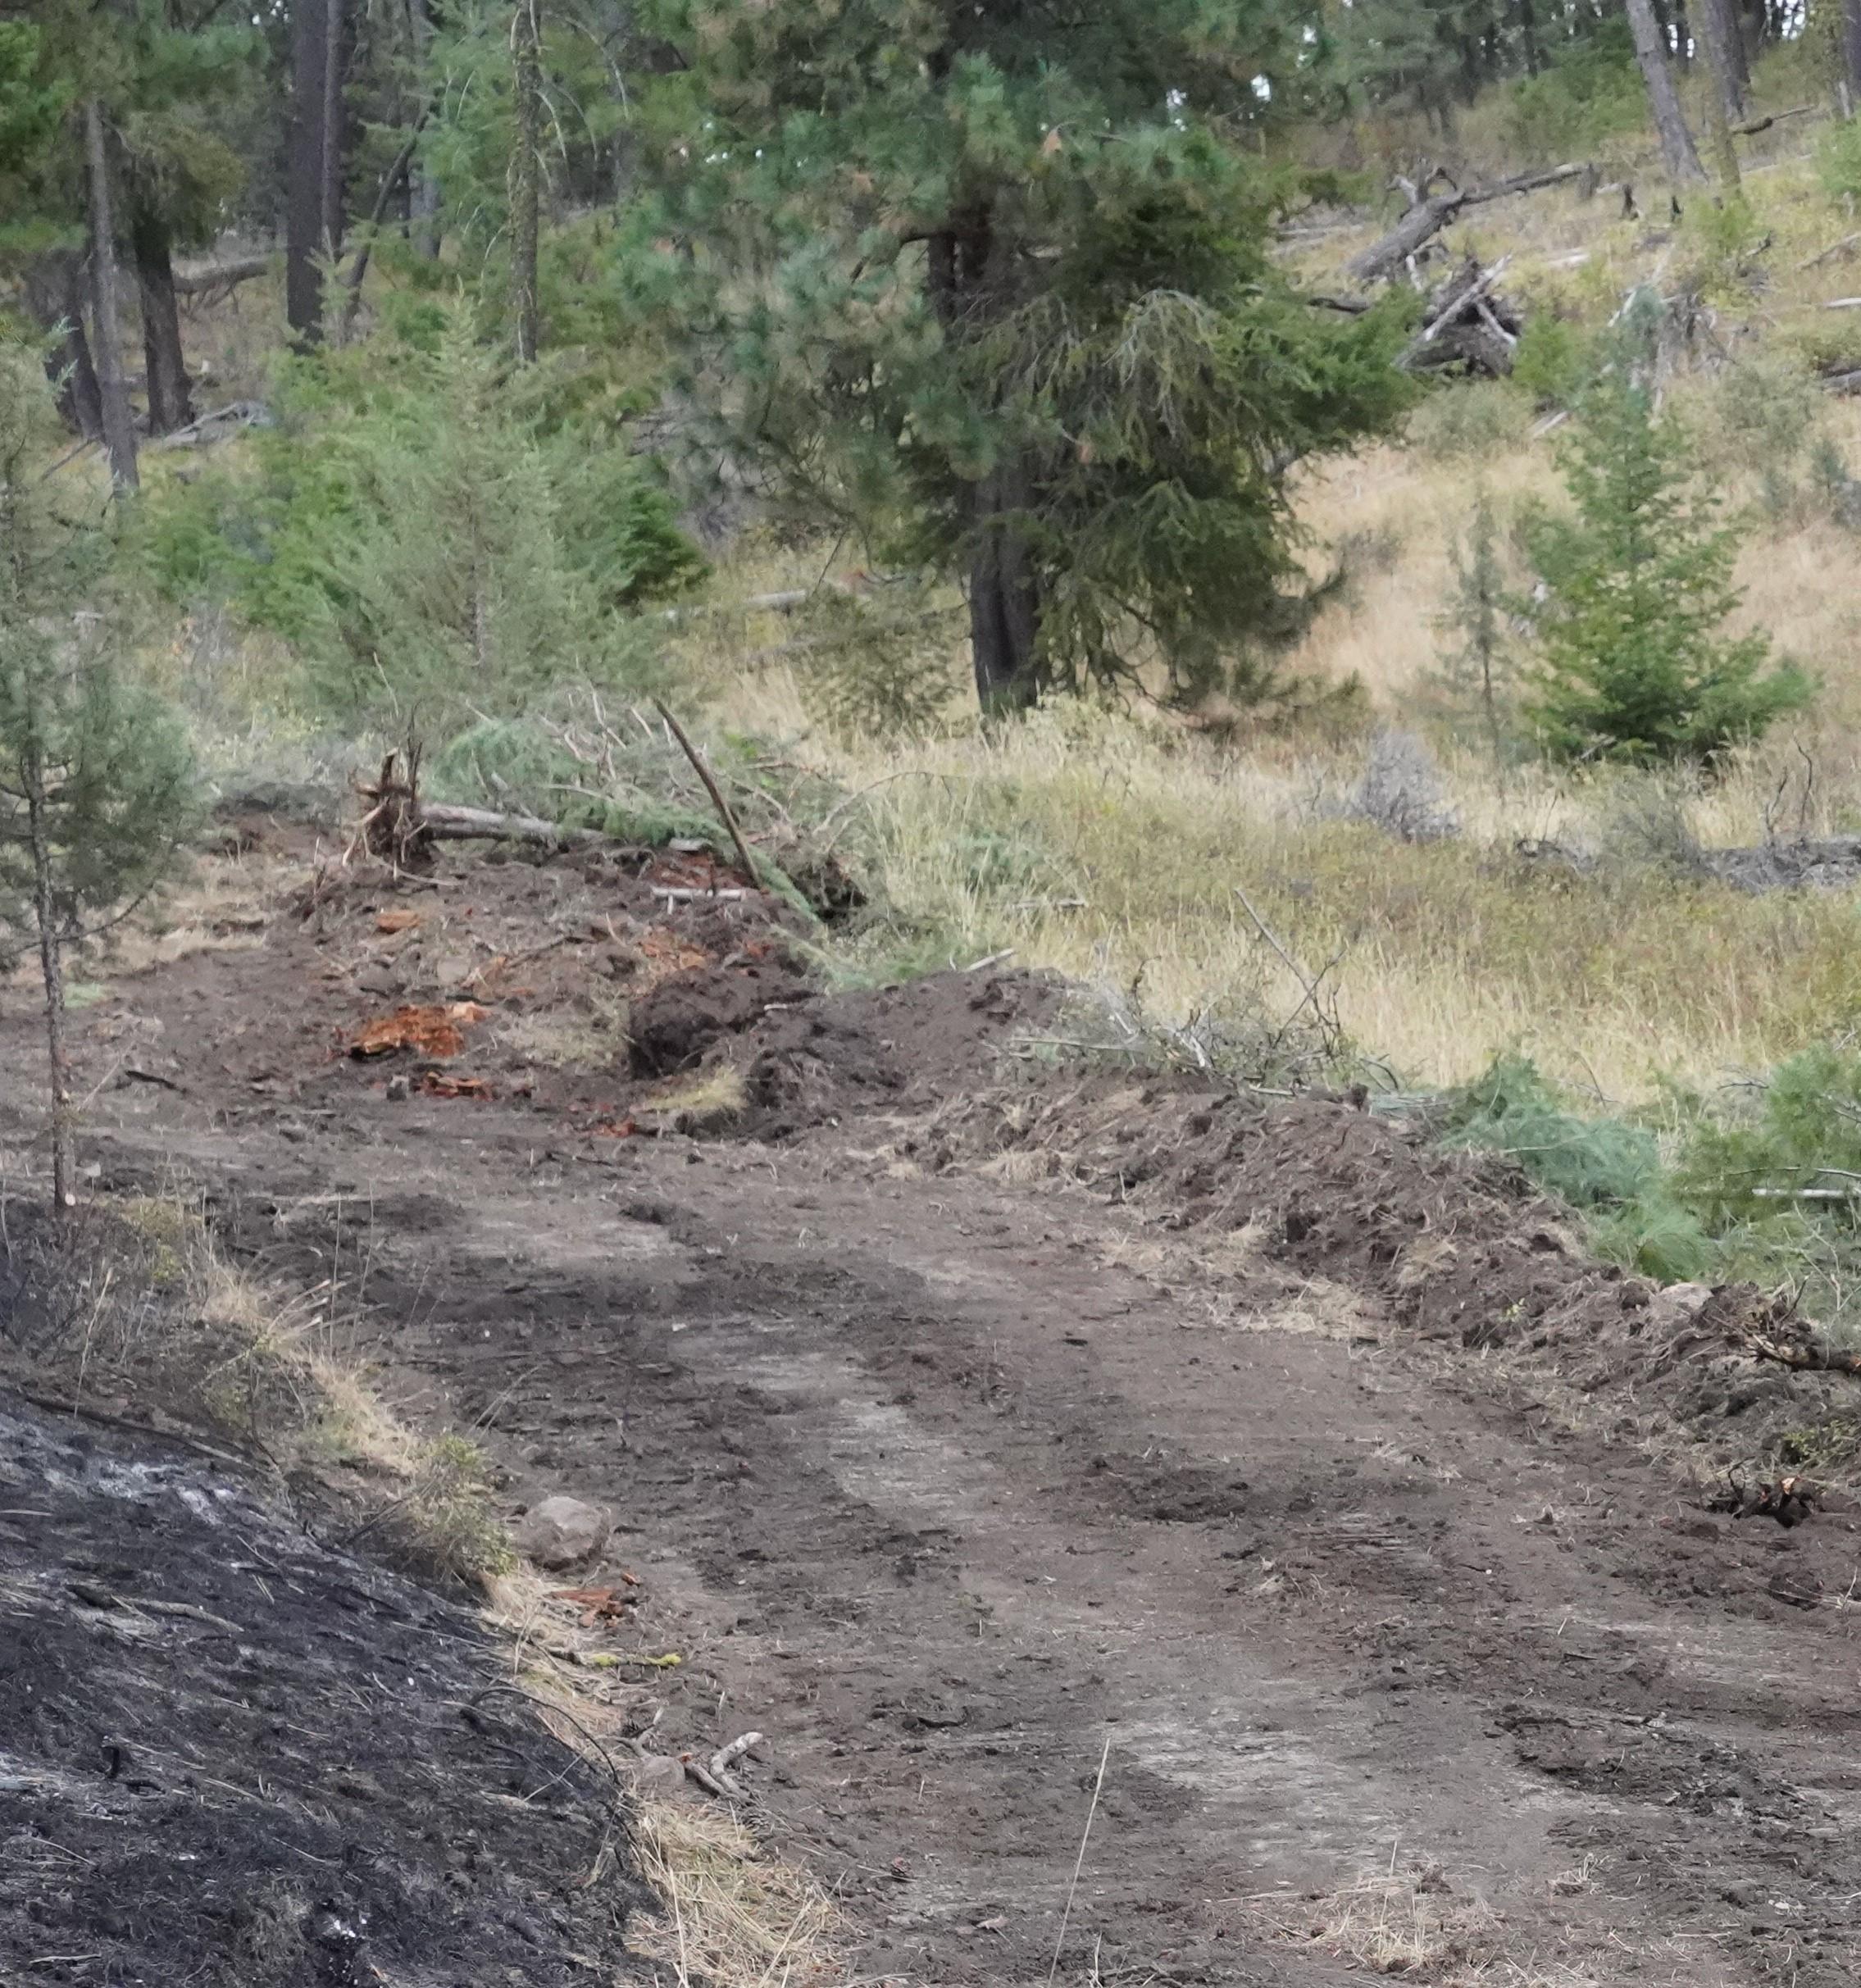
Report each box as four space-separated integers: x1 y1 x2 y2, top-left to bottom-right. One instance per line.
1818 111 1861 205
135 316 703 731
1500 21 1646 162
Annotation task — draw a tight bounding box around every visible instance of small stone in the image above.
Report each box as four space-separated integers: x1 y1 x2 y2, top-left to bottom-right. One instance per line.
514 1494 612 1570
630 1753 686 1795
1647 1281 1713 1334
384 1075 411 1103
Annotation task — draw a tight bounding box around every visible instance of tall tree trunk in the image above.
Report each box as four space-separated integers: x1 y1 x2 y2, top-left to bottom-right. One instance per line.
322 0 348 257
1844 0 1861 115
129 194 194 434
27 787 76 1217
288 0 330 339
22 257 103 439
1517 0 1543 75
409 0 442 256
82 102 139 493
1625 0 1707 183
968 492 1041 718
1699 0 1749 116
1696 0 1744 181
511 0 544 363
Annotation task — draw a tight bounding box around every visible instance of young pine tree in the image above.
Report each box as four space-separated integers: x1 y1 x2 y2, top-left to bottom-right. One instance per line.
0 339 196 1213
1523 339 1812 762
1432 485 1512 753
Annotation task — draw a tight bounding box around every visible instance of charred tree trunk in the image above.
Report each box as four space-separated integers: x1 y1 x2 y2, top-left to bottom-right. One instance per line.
1626 0 1707 182
511 0 543 362
22 257 103 439
128 195 194 434
82 102 138 493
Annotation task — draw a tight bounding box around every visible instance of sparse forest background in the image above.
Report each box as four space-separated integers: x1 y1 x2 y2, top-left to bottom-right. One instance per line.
17 0 1861 1319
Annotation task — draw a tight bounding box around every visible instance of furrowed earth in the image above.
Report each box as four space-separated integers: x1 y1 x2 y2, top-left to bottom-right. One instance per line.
7 817 1861 1987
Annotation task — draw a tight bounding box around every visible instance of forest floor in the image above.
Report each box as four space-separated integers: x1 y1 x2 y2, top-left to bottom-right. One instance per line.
7 817 1861 1987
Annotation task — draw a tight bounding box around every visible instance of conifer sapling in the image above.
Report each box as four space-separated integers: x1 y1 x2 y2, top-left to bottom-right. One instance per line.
0 338 196 1213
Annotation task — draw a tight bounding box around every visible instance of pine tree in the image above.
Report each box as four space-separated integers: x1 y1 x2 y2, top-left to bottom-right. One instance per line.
0 338 196 1214
1433 486 1512 753
627 0 1413 716
1522 332 1812 763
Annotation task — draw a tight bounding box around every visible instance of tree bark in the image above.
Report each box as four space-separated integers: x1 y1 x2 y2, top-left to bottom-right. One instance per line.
26 786 75 1217
82 101 139 493
288 0 329 338
1516 0 1542 75
1844 0 1861 114
1625 0 1708 183
968 471 1041 716
511 0 544 362
409 0 442 256
129 194 195 434
22 257 103 440
1696 0 1744 183
322 0 348 257
1699 0 1749 117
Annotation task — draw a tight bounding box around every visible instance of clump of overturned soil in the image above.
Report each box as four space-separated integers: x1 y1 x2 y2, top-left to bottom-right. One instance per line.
0 1394 647 1987
713 967 1066 1138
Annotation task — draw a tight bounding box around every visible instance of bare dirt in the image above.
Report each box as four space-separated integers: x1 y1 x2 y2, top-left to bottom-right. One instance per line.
9 833 1861 1986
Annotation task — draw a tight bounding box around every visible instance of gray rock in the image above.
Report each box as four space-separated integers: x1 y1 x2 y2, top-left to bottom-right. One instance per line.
1647 1281 1713 1334
630 1754 686 1796
513 1494 612 1570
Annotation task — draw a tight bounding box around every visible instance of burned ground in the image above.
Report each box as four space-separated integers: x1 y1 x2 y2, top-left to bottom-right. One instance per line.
0 1394 644 1988
7 833 1861 1986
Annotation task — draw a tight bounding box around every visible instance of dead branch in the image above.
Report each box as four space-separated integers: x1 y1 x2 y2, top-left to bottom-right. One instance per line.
706 1731 764 1798
649 885 750 903
1800 230 1861 271
1732 103 1816 136
1345 163 1586 285
651 698 762 889
1748 1333 1861 1376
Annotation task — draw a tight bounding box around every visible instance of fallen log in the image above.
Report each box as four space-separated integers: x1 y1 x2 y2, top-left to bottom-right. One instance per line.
421 802 619 850
150 400 271 450
1345 162 1587 286
173 254 273 298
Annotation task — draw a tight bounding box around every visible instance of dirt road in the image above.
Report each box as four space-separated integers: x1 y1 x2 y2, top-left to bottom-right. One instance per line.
8 846 1861 1986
